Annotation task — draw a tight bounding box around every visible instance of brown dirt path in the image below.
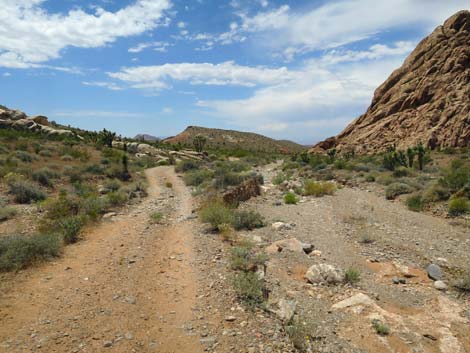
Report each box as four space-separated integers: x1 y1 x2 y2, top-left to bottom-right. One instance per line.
0 166 203 353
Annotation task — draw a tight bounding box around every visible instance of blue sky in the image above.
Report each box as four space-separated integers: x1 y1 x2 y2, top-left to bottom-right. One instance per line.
0 0 468 144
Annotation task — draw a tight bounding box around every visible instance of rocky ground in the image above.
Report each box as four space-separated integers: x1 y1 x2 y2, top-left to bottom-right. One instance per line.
0 163 469 353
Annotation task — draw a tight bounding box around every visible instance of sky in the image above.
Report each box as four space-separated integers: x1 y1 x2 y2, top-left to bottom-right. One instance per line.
0 1 468 144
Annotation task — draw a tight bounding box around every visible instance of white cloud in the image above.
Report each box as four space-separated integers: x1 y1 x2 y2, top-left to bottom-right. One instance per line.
200 0 468 60
162 107 173 114
108 61 295 90
0 0 172 68
128 41 170 53
82 81 123 91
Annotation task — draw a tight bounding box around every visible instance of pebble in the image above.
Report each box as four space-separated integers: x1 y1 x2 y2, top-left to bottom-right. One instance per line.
103 341 113 348
434 280 448 291
426 264 443 281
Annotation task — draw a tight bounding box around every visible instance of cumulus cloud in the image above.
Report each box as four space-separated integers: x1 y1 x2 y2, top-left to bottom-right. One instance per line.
108 61 295 90
0 0 172 68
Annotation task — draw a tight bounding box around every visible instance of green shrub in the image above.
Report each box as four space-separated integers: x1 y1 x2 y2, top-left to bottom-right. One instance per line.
213 171 246 189
273 172 288 185
183 169 213 186
285 318 315 352
165 181 173 188
59 216 84 244
284 192 298 204
32 168 59 187
175 160 200 173
123 181 148 198
406 194 425 212
365 174 376 182
333 159 347 170
393 167 413 178
232 210 265 230
104 179 121 192
454 272 470 293
150 211 163 223
303 180 336 197
345 268 361 284
38 149 53 157
14 151 34 163
440 159 470 192
81 196 106 220
422 182 450 203
0 206 17 221
233 271 265 308
372 320 390 336
352 163 370 172
9 181 46 203
385 182 414 200
106 191 128 207
200 201 234 231
61 154 73 161
448 197 470 216
84 164 104 175
0 234 61 271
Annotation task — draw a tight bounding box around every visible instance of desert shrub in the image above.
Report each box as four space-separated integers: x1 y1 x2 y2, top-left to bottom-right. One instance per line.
200 201 234 231
157 160 169 166
61 147 90 162
232 210 265 230
104 179 121 192
359 233 375 244
372 319 390 336
0 206 17 222
285 318 315 352
81 196 107 220
213 171 247 189
393 167 413 178
175 160 200 173
284 192 298 204
14 151 34 163
84 164 104 175
453 271 470 292
282 161 301 171
150 211 163 223
303 180 336 197
273 172 288 185
219 223 236 242
365 174 376 182
422 183 450 203
59 216 84 244
0 234 61 272
333 159 348 170
123 181 148 198
0 145 9 154
32 168 59 187
61 154 73 161
406 194 425 211
165 181 173 188
385 182 414 200
233 271 265 308
183 169 213 186
43 194 81 220
448 197 470 216
376 174 394 185
106 191 128 207
9 181 46 203
38 149 53 157
345 268 361 284
440 159 470 192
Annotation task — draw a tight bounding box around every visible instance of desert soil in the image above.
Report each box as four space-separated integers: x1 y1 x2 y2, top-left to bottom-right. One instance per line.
0 164 469 353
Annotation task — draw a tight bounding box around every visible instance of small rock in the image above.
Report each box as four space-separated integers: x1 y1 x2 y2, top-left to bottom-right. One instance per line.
103 212 116 219
274 299 296 323
426 264 443 281
271 222 292 231
434 280 448 291
305 264 343 285
103 341 113 348
332 293 374 310
225 316 236 322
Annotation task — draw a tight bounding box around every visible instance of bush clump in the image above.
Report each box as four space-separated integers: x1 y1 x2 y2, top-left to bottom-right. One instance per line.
406 193 425 212
0 206 17 221
32 168 59 187
385 182 414 200
345 268 361 284
9 180 46 203
448 197 470 216
183 169 213 186
14 151 34 163
200 200 234 231
59 216 84 244
0 234 61 272
232 210 265 230
175 160 200 173
303 180 336 197
232 271 265 308
284 192 298 204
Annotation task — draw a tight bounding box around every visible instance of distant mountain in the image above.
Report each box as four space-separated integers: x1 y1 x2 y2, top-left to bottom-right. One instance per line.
163 126 305 153
312 10 470 154
134 134 161 142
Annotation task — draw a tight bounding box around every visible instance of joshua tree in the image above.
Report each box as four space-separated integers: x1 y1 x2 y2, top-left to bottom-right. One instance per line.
193 135 207 153
99 128 116 148
327 148 337 163
407 147 416 168
417 142 426 171
120 143 131 181
299 151 310 164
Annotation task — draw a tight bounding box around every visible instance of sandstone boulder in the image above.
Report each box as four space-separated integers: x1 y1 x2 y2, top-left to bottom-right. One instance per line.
305 264 343 284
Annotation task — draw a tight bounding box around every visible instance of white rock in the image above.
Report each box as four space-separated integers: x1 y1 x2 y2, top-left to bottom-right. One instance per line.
332 293 374 310
434 280 448 291
271 222 292 231
275 299 296 323
305 264 343 285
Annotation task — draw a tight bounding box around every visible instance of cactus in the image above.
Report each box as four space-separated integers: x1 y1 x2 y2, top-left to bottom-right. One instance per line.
193 135 207 153
417 142 425 171
406 147 416 168
327 148 337 163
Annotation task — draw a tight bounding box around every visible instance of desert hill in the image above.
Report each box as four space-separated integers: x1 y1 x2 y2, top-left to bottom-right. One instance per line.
164 126 305 153
312 10 470 154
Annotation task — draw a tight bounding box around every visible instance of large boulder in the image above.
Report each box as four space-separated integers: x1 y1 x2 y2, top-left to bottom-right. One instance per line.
223 177 261 206
266 238 313 254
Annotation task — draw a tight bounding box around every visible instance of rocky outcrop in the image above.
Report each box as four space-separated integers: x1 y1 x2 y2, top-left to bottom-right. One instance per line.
312 11 470 154
112 141 206 162
223 177 262 205
0 106 79 139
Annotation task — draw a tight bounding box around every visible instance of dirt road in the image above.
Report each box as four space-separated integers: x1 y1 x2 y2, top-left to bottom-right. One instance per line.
0 166 203 353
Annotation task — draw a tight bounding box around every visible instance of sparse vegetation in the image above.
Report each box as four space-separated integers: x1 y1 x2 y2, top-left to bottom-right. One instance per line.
385 182 414 200
232 271 265 309
285 318 315 353
453 271 470 293
232 210 265 230
345 268 361 284
406 193 425 211
165 181 173 188
0 234 61 272
150 211 163 223
372 319 390 335
200 200 234 231
9 180 46 203
448 197 470 216
303 180 336 197
0 206 17 222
